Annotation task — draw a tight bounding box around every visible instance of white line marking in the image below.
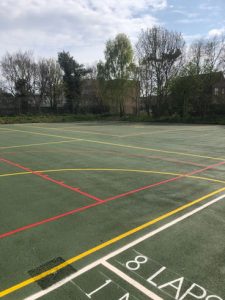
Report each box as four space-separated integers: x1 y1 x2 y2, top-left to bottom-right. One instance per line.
102 261 162 300
24 192 225 300
85 278 112 298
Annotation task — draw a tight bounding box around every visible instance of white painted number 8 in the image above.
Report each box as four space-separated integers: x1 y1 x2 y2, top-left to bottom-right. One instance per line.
126 255 148 271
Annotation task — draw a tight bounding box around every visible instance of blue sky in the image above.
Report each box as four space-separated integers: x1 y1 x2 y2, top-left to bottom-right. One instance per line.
0 0 224 65
154 0 225 41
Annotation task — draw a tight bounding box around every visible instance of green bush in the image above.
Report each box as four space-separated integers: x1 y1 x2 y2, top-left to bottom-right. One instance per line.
0 113 225 125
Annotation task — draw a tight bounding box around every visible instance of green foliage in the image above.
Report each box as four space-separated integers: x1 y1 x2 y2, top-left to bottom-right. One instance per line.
1 113 225 125
97 34 135 116
0 30 224 120
0 114 110 124
169 71 225 118
104 33 134 80
169 75 202 117
58 51 87 113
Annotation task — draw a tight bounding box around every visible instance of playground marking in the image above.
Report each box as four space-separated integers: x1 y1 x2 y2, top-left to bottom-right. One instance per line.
103 160 225 201
1 168 225 186
23 191 225 300
1 127 224 161
0 201 101 240
80 139 225 161
0 130 16 133
120 251 223 300
102 261 162 300
0 138 209 170
120 128 186 137
0 140 76 150
1 187 225 298
0 158 103 202
20 124 191 138
19 124 121 137
0 158 225 240
0 127 82 142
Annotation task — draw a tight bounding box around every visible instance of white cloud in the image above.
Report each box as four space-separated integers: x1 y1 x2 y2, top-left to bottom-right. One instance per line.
208 27 225 37
0 0 167 64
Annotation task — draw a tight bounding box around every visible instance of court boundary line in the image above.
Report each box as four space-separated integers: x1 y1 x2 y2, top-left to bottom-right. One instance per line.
102 261 162 300
15 123 218 139
81 138 225 161
1 160 225 240
1 187 225 298
0 201 101 239
20 124 188 139
21 190 225 300
0 127 82 142
0 140 210 170
0 140 76 150
0 158 103 203
103 160 225 201
1 168 225 185
17 124 122 137
119 128 188 138
1 127 224 161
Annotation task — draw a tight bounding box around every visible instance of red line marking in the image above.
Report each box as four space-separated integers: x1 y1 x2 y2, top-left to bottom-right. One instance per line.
0 158 225 240
0 158 103 203
104 160 225 201
0 202 101 239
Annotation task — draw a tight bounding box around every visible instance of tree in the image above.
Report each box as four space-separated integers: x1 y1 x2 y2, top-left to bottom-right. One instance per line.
179 35 225 117
185 36 225 75
97 33 135 116
58 51 87 113
47 59 64 112
220 38 225 73
169 75 202 118
136 26 185 117
203 36 223 73
136 44 154 115
104 33 134 80
1 51 38 113
186 40 205 75
129 63 141 115
37 58 63 112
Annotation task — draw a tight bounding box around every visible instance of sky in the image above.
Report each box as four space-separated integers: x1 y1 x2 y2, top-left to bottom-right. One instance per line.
0 0 224 65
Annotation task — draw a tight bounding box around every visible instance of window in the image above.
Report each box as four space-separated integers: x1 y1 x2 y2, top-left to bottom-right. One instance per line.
214 87 219 96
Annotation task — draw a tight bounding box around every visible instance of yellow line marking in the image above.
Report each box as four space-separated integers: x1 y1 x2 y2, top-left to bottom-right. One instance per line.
18 124 193 138
17 124 121 137
120 128 186 137
0 127 83 141
0 127 224 161
0 171 31 177
80 139 225 161
0 168 225 185
184 175 225 184
1 187 225 298
0 140 76 150
0 130 16 133
11 123 219 138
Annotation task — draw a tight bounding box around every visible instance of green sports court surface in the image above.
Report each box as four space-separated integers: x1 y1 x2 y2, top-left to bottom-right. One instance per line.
0 122 225 300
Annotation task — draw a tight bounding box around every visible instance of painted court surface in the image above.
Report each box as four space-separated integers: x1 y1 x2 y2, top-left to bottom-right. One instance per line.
0 122 225 300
